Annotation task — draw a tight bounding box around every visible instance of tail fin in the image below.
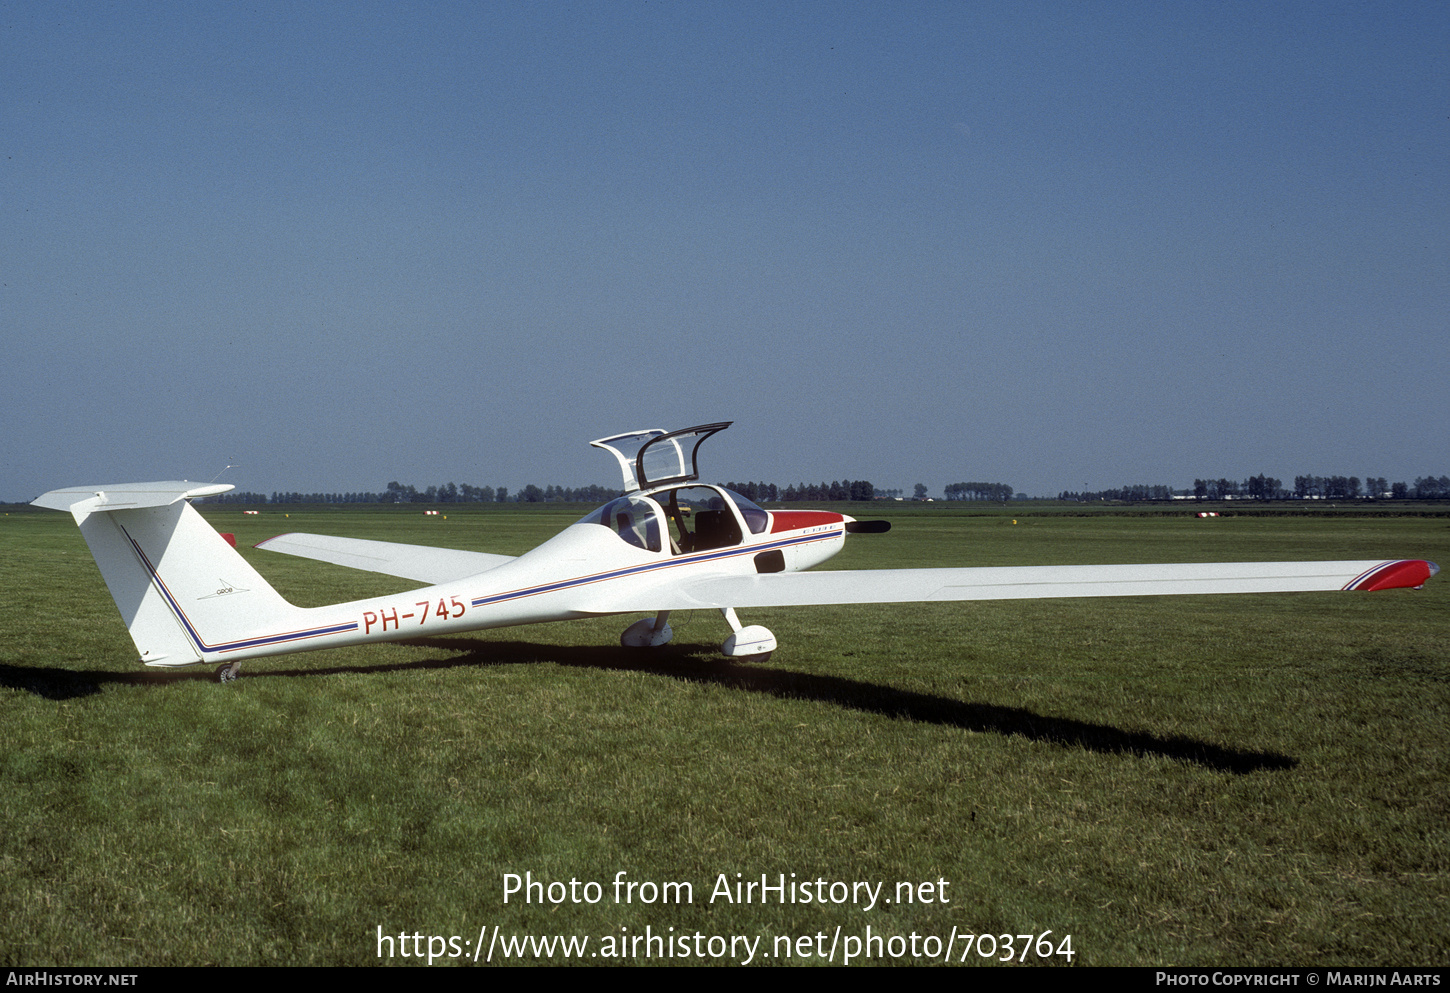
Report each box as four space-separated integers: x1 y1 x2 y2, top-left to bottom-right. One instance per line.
33 482 302 666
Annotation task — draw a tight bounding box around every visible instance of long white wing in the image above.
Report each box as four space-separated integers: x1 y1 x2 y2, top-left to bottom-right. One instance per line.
255 533 515 585
579 559 1437 613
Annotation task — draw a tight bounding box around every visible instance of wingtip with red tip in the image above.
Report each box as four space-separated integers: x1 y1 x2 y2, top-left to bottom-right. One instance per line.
1344 560 1439 591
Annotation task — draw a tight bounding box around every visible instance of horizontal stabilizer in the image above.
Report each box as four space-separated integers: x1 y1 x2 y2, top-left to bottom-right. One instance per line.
33 481 234 522
255 533 515 585
579 559 1438 613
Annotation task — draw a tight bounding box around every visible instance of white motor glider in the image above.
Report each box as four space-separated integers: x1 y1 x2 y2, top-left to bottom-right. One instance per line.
33 422 1438 682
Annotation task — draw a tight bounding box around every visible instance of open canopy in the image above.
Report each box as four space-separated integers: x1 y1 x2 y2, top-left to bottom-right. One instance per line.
590 422 732 492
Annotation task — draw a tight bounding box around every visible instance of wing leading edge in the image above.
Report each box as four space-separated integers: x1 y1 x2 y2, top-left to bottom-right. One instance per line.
255 533 515 585
577 559 1438 613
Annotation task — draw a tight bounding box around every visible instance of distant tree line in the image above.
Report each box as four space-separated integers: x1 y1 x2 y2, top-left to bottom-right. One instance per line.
209 479 887 505
1058 484 1174 502
1197 474 1450 501
214 482 624 505
509 484 624 504
1202 475 1283 500
1057 473 1450 502
943 481 1015 502
777 480 877 501
721 482 780 503
205 472 1450 506
1287 475 1450 500
1406 475 1450 499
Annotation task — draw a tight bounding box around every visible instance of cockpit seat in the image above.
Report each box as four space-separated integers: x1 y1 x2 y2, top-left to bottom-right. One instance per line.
615 509 660 552
691 509 741 551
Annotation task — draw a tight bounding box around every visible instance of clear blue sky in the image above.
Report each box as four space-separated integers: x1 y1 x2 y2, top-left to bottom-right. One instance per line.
4 1 1446 501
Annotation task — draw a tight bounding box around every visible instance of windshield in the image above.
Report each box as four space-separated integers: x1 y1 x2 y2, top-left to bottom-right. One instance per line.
577 495 664 553
722 488 769 535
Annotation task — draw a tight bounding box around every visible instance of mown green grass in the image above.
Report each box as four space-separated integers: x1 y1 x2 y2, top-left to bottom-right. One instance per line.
1 503 1446 966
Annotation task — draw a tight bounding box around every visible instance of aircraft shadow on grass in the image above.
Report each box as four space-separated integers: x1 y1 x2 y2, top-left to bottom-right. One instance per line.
2 637 1295 774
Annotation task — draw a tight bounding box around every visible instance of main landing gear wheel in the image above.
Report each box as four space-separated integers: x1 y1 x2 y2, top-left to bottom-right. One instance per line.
621 612 674 649
216 661 242 683
720 607 776 663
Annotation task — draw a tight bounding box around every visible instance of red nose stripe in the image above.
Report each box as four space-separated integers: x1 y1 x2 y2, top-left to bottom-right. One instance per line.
769 510 845 533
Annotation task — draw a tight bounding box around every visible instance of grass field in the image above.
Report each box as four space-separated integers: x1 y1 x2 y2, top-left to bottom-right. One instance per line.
1 502 1446 966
